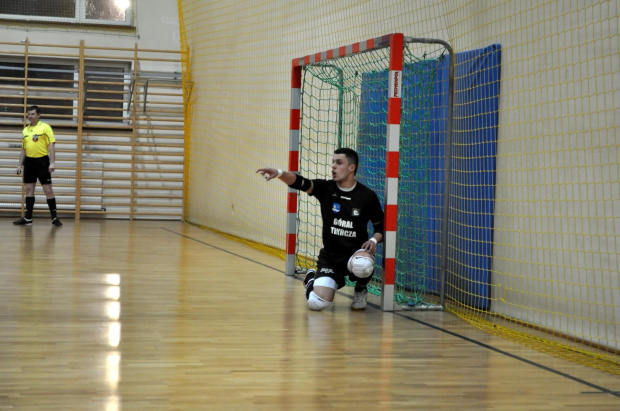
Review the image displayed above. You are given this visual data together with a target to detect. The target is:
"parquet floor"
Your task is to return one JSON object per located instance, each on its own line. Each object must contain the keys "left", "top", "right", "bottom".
{"left": 1, "top": 219, "right": 618, "bottom": 410}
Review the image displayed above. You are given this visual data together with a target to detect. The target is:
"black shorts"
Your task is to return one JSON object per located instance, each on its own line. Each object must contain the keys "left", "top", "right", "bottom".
{"left": 315, "top": 248, "right": 371, "bottom": 289}
{"left": 23, "top": 156, "right": 52, "bottom": 185}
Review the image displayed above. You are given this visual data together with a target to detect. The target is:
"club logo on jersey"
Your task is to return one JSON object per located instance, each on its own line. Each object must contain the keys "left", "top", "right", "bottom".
{"left": 319, "top": 268, "right": 334, "bottom": 274}
{"left": 332, "top": 203, "right": 341, "bottom": 213}
{"left": 32, "top": 134, "right": 40, "bottom": 142}
{"left": 352, "top": 208, "right": 360, "bottom": 217}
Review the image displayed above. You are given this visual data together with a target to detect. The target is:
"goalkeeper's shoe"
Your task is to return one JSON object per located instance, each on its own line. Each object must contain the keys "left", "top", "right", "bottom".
{"left": 351, "top": 289, "right": 368, "bottom": 311}
{"left": 303, "top": 269, "right": 316, "bottom": 287}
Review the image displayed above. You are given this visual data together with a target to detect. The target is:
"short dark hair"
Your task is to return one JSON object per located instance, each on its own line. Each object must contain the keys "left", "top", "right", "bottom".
{"left": 27, "top": 105, "right": 41, "bottom": 114}
{"left": 334, "top": 147, "right": 359, "bottom": 175}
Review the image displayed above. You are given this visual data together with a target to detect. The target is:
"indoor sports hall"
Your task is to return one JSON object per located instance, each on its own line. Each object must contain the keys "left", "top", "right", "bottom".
{"left": 0, "top": 1, "right": 619, "bottom": 409}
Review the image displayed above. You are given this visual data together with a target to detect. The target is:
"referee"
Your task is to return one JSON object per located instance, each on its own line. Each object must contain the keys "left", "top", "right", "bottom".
{"left": 13, "top": 105, "right": 62, "bottom": 227}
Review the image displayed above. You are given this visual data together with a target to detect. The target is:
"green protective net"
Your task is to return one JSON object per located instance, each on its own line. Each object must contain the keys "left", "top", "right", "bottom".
{"left": 296, "top": 41, "right": 448, "bottom": 306}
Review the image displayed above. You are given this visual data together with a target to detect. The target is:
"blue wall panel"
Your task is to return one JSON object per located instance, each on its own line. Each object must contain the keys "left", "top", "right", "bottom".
{"left": 358, "top": 44, "right": 502, "bottom": 309}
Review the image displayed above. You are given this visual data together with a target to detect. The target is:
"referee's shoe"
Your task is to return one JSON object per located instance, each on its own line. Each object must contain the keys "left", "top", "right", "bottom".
{"left": 13, "top": 217, "right": 32, "bottom": 225}
{"left": 52, "top": 218, "right": 63, "bottom": 227}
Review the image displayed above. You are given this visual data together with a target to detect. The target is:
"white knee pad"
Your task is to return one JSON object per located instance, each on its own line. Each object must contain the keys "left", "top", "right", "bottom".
{"left": 307, "top": 291, "right": 332, "bottom": 311}
{"left": 347, "top": 253, "right": 375, "bottom": 278}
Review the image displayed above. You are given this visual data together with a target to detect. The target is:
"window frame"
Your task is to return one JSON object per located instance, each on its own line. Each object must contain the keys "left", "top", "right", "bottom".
{"left": 0, "top": 0, "right": 135, "bottom": 27}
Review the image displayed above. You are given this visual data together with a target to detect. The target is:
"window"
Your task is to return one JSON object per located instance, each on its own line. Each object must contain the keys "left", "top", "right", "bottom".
{"left": 86, "top": 0, "right": 129, "bottom": 22}
{"left": 0, "top": 0, "right": 133, "bottom": 26}
{"left": 0, "top": 58, "right": 130, "bottom": 125}
{"left": 0, "top": 62, "right": 75, "bottom": 120}
{"left": 84, "top": 66, "right": 128, "bottom": 123}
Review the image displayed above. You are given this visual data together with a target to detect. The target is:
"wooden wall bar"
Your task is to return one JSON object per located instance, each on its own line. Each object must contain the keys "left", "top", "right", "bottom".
{"left": 0, "top": 39, "right": 184, "bottom": 220}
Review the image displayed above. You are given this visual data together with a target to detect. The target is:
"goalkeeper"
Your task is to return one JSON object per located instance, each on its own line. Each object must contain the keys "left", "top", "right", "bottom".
{"left": 257, "top": 148, "right": 384, "bottom": 311}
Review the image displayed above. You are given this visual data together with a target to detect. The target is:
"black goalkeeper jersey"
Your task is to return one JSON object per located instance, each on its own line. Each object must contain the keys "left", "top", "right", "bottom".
{"left": 309, "top": 179, "right": 384, "bottom": 256}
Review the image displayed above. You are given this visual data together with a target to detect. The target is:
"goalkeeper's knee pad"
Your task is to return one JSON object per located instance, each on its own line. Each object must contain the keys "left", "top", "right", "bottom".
{"left": 307, "top": 291, "right": 332, "bottom": 311}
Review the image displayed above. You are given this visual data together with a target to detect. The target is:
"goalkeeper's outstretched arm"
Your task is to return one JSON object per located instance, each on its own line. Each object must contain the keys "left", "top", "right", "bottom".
{"left": 256, "top": 168, "right": 314, "bottom": 194}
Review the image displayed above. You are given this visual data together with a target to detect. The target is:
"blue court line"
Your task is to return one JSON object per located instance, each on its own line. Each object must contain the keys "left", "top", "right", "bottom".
{"left": 163, "top": 227, "right": 620, "bottom": 399}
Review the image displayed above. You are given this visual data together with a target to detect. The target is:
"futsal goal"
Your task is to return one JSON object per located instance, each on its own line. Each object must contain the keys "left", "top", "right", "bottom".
{"left": 286, "top": 33, "right": 455, "bottom": 312}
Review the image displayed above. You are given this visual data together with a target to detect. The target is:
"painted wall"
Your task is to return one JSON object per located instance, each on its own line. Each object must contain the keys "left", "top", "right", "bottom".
{"left": 179, "top": 0, "right": 619, "bottom": 350}
{"left": 0, "top": 0, "right": 180, "bottom": 54}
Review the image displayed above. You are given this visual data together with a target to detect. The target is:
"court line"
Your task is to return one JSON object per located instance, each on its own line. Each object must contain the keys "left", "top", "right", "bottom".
{"left": 163, "top": 227, "right": 620, "bottom": 399}
{"left": 163, "top": 227, "right": 285, "bottom": 273}
{"left": 396, "top": 313, "right": 620, "bottom": 398}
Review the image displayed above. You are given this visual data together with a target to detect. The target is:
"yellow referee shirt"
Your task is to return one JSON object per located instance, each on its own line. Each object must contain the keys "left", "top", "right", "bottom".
{"left": 22, "top": 121, "right": 55, "bottom": 158}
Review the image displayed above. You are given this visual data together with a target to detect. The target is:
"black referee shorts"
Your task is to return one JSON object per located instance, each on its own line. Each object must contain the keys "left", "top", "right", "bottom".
{"left": 23, "top": 156, "right": 52, "bottom": 185}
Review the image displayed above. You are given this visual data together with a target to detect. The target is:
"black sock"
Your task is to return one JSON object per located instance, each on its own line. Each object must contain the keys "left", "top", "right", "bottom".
{"left": 25, "top": 196, "right": 35, "bottom": 219}
{"left": 305, "top": 279, "right": 314, "bottom": 300}
{"left": 354, "top": 272, "right": 373, "bottom": 293}
{"left": 47, "top": 197, "right": 57, "bottom": 220}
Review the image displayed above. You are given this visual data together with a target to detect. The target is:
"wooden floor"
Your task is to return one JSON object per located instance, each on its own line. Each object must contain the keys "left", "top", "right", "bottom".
{"left": 1, "top": 219, "right": 619, "bottom": 410}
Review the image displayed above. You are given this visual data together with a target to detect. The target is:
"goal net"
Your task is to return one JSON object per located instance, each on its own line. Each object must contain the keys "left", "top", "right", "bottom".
{"left": 287, "top": 34, "right": 454, "bottom": 311}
